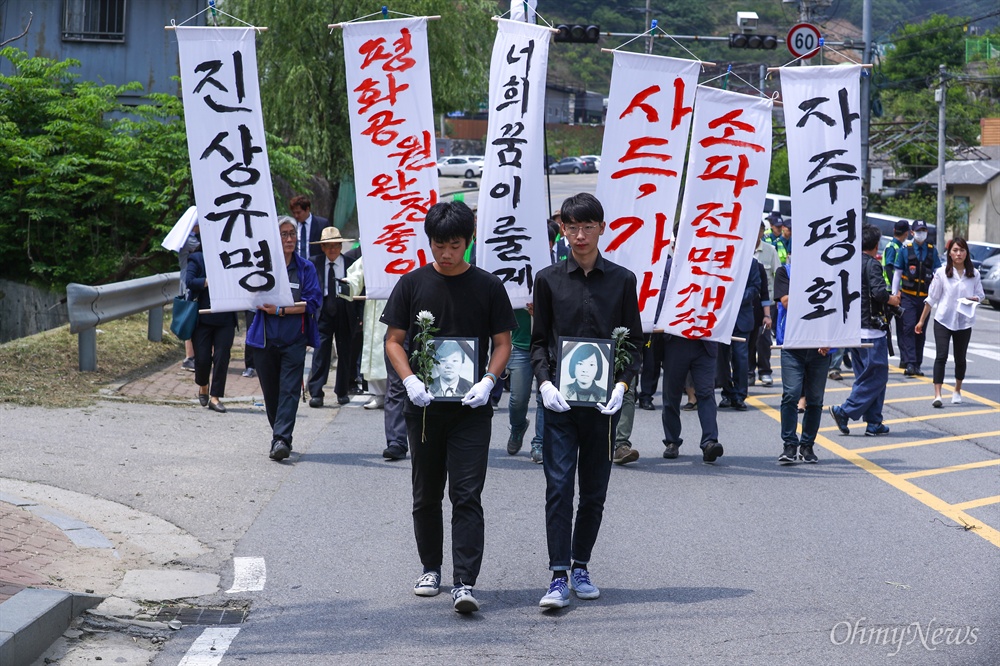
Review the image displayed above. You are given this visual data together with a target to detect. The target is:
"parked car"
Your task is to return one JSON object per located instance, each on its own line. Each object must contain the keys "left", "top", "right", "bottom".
{"left": 980, "top": 254, "right": 1000, "bottom": 310}
{"left": 548, "top": 157, "right": 596, "bottom": 174}
{"left": 966, "top": 241, "right": 1000, "bottom": 270}
{"left": 865, "top": 212, "right": 938, "bottom": 248}
{"left": 437, "top": 156, "right": 482, "bottom": 178}
{"left": 580, "top": 154, "right": 601, "bottom": 171}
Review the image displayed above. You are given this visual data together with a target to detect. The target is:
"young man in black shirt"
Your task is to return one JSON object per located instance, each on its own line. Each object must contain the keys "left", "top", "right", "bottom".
{"left": 381, "top": 201, "right": 516, "bottom": 614}
{"left": 530, "top": 193, "right": 643, "bottom": 609}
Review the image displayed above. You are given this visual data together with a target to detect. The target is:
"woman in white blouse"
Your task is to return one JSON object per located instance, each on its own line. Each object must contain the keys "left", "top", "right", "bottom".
{"left": 914, "top": 237, "right": 985, "bottom": 408}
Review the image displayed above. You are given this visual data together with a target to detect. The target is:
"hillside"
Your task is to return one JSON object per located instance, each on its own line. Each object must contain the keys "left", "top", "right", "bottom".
{"left": 538, "top": 0, "right": 1000, "bottom": 94}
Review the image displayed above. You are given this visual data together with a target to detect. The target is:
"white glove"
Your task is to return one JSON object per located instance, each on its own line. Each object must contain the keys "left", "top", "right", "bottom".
{"left": 461, "top": 377, "right": 495, "bottom": 408}
{"left": 403, "top": 375, "right": 434, "bottom": 408}
{"left": 539, "top": 380, "right": 571, "bottom": 413}
{"left": 597, "top": 382, "right": 627, "bottom": 415}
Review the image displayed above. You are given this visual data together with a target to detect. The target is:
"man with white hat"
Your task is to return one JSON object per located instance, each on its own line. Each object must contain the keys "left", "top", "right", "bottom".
{"left": 307, "top": 226, "right": 360, "bottom": 407}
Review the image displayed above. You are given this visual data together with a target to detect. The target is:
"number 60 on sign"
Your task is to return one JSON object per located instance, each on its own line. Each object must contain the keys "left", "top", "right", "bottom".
{"left": 786, "top": 23, "right": 821, "bottom": 60}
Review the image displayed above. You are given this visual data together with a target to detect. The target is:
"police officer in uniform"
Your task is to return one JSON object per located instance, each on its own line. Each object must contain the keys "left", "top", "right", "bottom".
{"left": 891, "top": 220, "right": 940, "bottom": 377}
{"left": 881, "top": 220, "right": 910, "bottom": 365}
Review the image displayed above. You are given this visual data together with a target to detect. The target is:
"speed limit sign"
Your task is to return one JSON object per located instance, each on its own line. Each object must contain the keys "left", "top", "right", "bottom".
{"left": 786, "top": 23, "right": 821, "bottom": 59}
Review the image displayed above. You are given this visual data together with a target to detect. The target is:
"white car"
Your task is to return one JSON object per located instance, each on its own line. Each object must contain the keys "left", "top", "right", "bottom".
{"left": 437, "top": 156, "right": 483, "bottom": 178}
{"left": 580, "top": 154, "right": 601, "bottom": 171}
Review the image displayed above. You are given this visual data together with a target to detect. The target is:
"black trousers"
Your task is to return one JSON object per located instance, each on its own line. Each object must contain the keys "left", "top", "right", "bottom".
{"left": 255, "top": 338, "right": 307, "bottom": 446}
{"left": 405, "top": 406, "right": 492, "bottom": 587}
{"left": 638, "top": 333, "right": 665, "bottom": 401}
{"left": 900, "top": 292, "right": 927, "bottom": 369}
{"left": 307, "top": 313, "right": 353, "bottom": 400}
{"left": 193, "top": 321, "right": 236, "bottom": 398}
{"left": 933, "top": 321, "right": 972, "bottom": 385}
{"left": 662, "top": 337, "right": 719, "bottom": 448}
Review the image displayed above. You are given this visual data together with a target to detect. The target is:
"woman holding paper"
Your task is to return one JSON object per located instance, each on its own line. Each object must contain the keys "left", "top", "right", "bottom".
{"left": 915, "top": 238, "right": 985, "bottom": 408}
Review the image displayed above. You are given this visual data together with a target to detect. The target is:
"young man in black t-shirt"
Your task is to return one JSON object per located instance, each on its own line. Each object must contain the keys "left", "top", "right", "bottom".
{"left": 381, "top": 201, "right": 516, "bottom": 614}
{"left": 530, "top": 193, "right": 643, "bottom": 609}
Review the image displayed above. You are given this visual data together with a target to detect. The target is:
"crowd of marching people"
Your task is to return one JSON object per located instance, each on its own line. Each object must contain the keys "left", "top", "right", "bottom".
{"left": 173, "top": 192, "right": 984, "bottom": 615}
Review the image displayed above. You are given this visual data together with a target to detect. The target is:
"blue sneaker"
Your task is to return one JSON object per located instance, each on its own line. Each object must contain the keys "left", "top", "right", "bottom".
{"left": 570, "top": 568, "right": 600, "bottom": 600}
{"left": 539, "top": 577, "right": 570, "bottom": 609}
{"left": 828, "top": 405, "right": 850, "bottom": 435}
{"left": 451, "top": 585, "right": 479, "bottom": 613}
{"left": 865, "top": 423, "right": 890, "bottom": 436}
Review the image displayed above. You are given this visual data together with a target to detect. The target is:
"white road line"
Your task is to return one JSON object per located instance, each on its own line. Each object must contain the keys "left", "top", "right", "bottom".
{"left": 226, "top": 556, "right": 266, "bottom": 593}
{"left": 969, "top": 348, "right": 1000, "bottom": 362}
{"left": 178, "top": 627, "right": 240, "bottom": 666}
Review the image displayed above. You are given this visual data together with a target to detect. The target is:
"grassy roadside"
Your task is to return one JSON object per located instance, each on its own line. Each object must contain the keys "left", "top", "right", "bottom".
{"left": 0, "top": 312, "right": 186, "bottom": 408}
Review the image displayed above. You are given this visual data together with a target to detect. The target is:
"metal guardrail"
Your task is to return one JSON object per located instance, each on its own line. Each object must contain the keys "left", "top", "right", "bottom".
{"left": 66, "top": 272, "right": 180, "bottom": 372}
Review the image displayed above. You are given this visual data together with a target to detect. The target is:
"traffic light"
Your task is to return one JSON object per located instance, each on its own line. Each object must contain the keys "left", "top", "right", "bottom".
{"left": 554, "top": 24, "right": 600, "bottom": 44}
{"left": 728, "top": 33, "right": 778, "bottom": 49}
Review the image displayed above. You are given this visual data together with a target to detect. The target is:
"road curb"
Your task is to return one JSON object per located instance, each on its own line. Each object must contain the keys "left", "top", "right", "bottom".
{"left": 0, "top": 589, "right": 104, "bottom": 666}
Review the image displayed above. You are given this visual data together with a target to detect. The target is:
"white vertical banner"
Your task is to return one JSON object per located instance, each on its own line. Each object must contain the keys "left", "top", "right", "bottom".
{"left": 596, "top": 52, "right": 700, "bottom": 332}
{"left": 343, "top": 18, "right": 437, "bottom": 299}
{"left": 781, "top": 65, "right": 863, "bottom": 348}
{"left": 510, "top": 0, "right": 537, "bottom": 23}
{"left": 176, "top": 27, "right": 292, "bottom": 312}
{"left": 476, "top": 19, "right": 552, "bottom": 307}
{"left": 657, "top": 87, "right": 773, "bottom": 342}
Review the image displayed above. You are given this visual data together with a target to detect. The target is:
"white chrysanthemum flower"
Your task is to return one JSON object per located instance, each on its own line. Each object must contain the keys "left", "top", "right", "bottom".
{"left": 611, "top": 326, "right": 630, "bottom": 339}
{"left": 416, "top": 310, "right": 435, "bottom": 325}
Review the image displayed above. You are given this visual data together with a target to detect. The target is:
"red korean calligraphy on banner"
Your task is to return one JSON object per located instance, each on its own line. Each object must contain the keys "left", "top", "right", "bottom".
{"left": 596, "top": 53, "right": 700, "bottom": 332}
{"left": 657, "top": 86, "right": 773, "bottom": 342}
{"left": 176, "top": 28, "right": 293, "bottom": 312}
{"left": 344, "top": 18, "right": 437, "bottom": 299}
{"left": 475, "top": 19, "right": 553, "bottom": 306}
{"left": 781, "top": 65, "right": 863, "bottom": 349}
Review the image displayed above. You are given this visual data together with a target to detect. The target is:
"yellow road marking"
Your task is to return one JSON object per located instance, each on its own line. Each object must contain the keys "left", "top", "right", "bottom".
{"left": 745, "top": 396, "right": 1000, "bottom": 550}
{"left": 898, "top": 459, "right": 1000, "bottom": 480}
{"left": 888, "top": 368, "right": 1000, "bottom": 410}
{"left": 818, "top": 408, "right": 999, "bottom": 433}
{"left": 853, "top": 431, "right": 1000, "bottom": 454}
{"left": 952, "top": 496, "right": 1000, "bottom": 511}
{"left": 883, "top": 394, "right": 952, "bottom": 405}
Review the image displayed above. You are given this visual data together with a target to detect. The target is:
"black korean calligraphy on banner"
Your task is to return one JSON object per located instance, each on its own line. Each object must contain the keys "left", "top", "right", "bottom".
{"left": 657, "top": 86, "right": 773, "bottom": 342}
{"left": 475, "top": 19, "right": 553, "bottom": 307}
{"left": 176, "top": 27, "right": 293, "bottom": 312}
{"left": 343, "top": 18, "right": 437, "bottom": 299}
{"left": 781, "top": 65, "right": 863, "bottom": 348}
{"left": 596, "top": 52, "right": 699, "bottom": 332}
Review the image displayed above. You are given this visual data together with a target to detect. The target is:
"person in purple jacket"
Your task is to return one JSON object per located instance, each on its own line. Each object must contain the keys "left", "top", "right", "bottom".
{"left": 246, "top": 216, "right": 322, "bottom": 461}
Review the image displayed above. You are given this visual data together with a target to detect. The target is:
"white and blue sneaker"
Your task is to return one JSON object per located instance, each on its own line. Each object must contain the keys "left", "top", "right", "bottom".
{"left": 451, "top": 585, "right": 480, "bottom": 613}
{"left": 413, "top": 571, "right": 441, "bottom": 597}
{"left": 539, "top": 577, "right": 570, "bottom": 609}
{"left": 569, "top": 568, "right": 600, "bottom": 600}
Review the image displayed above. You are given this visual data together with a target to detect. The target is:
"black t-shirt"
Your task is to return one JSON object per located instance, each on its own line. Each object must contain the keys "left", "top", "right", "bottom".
{"left": 381, "top": 264, "right": 516, "bottom": 410}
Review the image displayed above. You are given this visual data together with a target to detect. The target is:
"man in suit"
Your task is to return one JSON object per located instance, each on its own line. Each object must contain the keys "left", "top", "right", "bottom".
{"left": 659, "top": 255, "right": 723, "bottom": 463}
{"left": 289, "top": 195, "right": 327, "bottom": 259}
{"left": 717, "top": 258, "right": 763, "bottom": 411}
{"left": 307, "top": 227, "right": 359, "bottom": 407}
{"left": 428, "top": 341, "right": 474, "bottom": 397}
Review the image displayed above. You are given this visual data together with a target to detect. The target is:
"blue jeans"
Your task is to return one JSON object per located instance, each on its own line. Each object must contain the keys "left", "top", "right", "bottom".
{"left": 841, "top": 336, "right": 889, "bottom": 425}
{"left": 506, "top": 347, "right": 533, "bottom": 439}
{"left": 780, "top": 349, "right": 832, "bottom": 447}
{"left": 543, "top": 407, "right": 617, "bottom": 570}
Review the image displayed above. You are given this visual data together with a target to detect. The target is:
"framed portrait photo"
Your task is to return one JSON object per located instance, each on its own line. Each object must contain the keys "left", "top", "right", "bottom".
{"left": 429, "top": 337, "right": 479, "bottom": 402}
{"left": 556, "top": 337, "right": 614, "bottom": 407}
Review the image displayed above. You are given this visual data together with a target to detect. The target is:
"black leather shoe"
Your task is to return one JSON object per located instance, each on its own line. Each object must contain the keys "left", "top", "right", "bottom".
{"left": 269, "top": 440, "right": 290, "bottom": 461}
{"left": 638, "top": 398, "right": 654, "bottom": 411}
{"left": 309, "top": 396, "right": 323, "bottom": 408}
{"left": 732, "top": 400, "right": 748, "bottom": 411}
{"left": 718, "top": 397, "right": 733, "bottom": 409}
{"left": 198, "top": 392, "right": 209, "bottom": 407}
{"left": 337, "top": 395, "right": 351, "bottom": 405}
{"left": 383, "top": 444, "right": 407, "bottom": 460}
{"left": 702, "top": 441, "right": 724, "bottom": 463}
{"left": 663, "top": 442, "right": 680, "bottom": 459}
{"left": 904, "top": 365, "right": 917, "bottom": 377}
{"left": 208, "top": 400, "right": 227, "bottom": 413}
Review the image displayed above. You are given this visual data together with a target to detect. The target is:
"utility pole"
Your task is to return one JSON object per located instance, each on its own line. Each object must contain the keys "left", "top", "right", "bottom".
{"left": 645, "top": 0, "right": 653, "bottom": 54}
{"left": 860, "top": 0, "right": 872, "bottom": 213}
{"left": 936, "top": 63, "right": 947, "bottom": 234}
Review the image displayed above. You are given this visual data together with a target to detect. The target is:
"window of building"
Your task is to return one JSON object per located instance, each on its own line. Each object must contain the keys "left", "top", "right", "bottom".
{"left": 62, "top": 0, "right": 127, "bottom": 43}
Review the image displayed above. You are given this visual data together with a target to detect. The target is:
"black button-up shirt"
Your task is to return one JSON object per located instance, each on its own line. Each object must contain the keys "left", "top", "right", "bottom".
{"left": 530, "top": 252, "right": 644, "bottom": 388}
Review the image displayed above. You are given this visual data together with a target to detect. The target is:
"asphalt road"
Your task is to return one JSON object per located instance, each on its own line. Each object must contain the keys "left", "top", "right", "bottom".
{"left": 135, "top": 325, "right": 996, "bottom": 665}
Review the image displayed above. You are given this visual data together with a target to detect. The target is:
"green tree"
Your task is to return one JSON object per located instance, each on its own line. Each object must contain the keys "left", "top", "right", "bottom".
{"left": 880, "top": 14, "right": 966, "bottom": 89}
{"left": 222, "top": 0, "right": 499, "bottom": 184}
{"left": 0, "top": 48, "right": 308, "bottom": 287}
